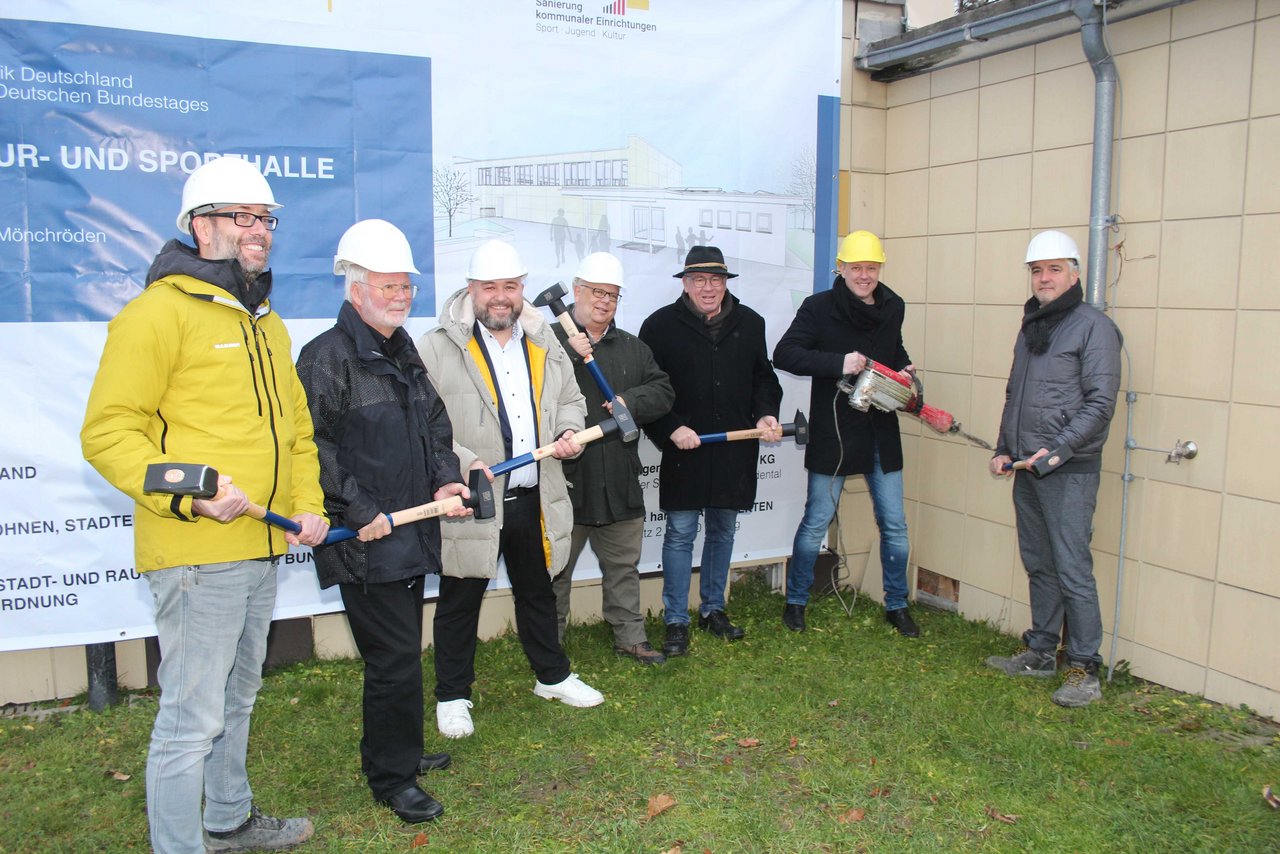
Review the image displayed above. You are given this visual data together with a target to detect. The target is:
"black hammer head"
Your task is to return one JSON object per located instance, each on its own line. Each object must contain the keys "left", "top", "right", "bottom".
{"left": 466, "top": 468, "right": 496, "bottom": 520}
{"left": 782, "top": 410, "right": 809, "bottom": 446}
{"left": 143, "top": 462, "right": 219, "bottom": 498}
{"left": 610, "top": 399, "right": 640, "bottom": 443}
{"left": 1029, "top": 444, "right": 1074, "bottom": 478}
{"left": 532, "top": 281, "right": 570, "bottom": 313}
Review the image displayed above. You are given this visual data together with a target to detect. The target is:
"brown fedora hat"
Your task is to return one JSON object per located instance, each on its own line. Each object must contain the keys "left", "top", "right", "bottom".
{"left": 673, "top": 245, "right": 738, "bottom": 279}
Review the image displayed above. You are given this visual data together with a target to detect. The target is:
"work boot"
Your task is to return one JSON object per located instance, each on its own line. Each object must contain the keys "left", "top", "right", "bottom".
{"left": 698, "top": 610, "right": 745, "bottom": 640}
{"left": 985, "top": 647, "right": 1056, "bottom": 677}
{"left": 1052, "top": 663, "right": 1103, "bottom": 708}
{"left": 614, "top": 641, "right": 666, "bottom": 665}
{"left": 885, "top": 607, "right": 920, "bottom": 637}
{"left": 205, "top": 806, "right": 314, "bottom": 852}
{"left": 663, "top": 623, "right": 690, "bottom": 657}
{"left": 782, "top": 603, "right": 806, "bottom": 632}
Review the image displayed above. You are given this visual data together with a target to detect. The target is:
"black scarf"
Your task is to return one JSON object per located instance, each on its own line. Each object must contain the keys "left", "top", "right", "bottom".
{"left": 1021, "top": 283, "right": 1083, "bottom": 354}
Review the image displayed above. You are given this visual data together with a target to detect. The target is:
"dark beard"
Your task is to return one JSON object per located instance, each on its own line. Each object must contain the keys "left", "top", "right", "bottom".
{"left": 477, "top": 300, "right": 521, "bottom": 331}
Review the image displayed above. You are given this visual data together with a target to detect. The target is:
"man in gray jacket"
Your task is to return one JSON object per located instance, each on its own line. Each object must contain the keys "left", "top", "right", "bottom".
{"left": 986, "top": 230, "right": 1122, "bottom": 708}
{"left": 417, "top": 240, "right": 604, "bottom": 741}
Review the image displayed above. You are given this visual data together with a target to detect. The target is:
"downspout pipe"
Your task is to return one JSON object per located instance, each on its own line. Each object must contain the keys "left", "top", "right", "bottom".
{"left": 1075, "top": 0, "right": 1117, "bottom": 310}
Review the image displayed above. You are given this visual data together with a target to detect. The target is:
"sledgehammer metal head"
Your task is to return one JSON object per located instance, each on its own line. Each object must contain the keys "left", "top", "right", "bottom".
{"left": 783, "top": 410, "right": 809, "bottom": 446}
{"left": 532, "top": 281, "right": 571, "bottom": 315}
{"left": 1003, "top": 444, "right": 1074, "bottom": 478}
{"left": 143, "top": 462, "right": 218, "bottom": 498}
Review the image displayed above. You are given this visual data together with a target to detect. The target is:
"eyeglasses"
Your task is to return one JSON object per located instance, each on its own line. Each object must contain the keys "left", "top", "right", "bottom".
{"left": 200, "top": 211, "right": 279, "bottom": 231}
{"left": 364, "top": 281, "right": 418, "bottom": 299}
{"left": 684, "top": 274, "right": 726, "bottom": 289}
{"left": 581, "top": 286, "right": 622, "bottom": 304}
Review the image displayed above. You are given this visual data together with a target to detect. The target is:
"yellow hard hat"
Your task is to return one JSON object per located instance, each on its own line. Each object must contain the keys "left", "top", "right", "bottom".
{"left": 837, "top": 230, "right": 886, "bottom": 264}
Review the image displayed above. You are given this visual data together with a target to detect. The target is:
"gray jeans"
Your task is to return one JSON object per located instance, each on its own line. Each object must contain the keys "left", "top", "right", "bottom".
{"left": 552, "top": 518, "right": 647, "bottom": 647}
{"left": 1012, "top": 471, "right": 1104, "bottom": 667}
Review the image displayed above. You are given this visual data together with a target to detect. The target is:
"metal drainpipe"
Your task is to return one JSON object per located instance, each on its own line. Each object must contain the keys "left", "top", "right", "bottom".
{"left": 1075, "top": 0, "right": 1117, "bottom": 310}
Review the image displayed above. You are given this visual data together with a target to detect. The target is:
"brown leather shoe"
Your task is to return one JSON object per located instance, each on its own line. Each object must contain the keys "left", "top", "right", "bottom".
{"left": 614, "top": 641, "right": 667, "bottom": 665}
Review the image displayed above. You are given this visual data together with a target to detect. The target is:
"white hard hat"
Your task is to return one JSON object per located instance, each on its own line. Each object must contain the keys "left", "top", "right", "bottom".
{"left": 176, "top": 156, "right": 280, "bottom": 235}
{"left": 466, "top": 239, "right": 526, "bottom": 281}
{"left": 333, "top": 219, "right": 419, "bottom": 275}
{"left": 575, "top": 252, "right": 624, "bottom": 288}
{"left": 1025, "top": 230, "right": 1080, "bottom": 265}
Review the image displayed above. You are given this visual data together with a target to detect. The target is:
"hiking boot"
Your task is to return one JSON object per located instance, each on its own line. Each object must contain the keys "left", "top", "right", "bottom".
{"left": 885, "top": 607, "right": 919, "bottom": 637}
{"left": 436, "top": 699, "right": 474, "bottom": 739}
{"left": 205, "top": 806, "right": 314, "bottom": 852}
{"left": 1052, "top": 664, "right": 1103, "bottom": 708}
{"left": 663, "top": 623, "right": 690, "bottom": 657}
{"left": 985, "top": 647, "right": 1056, "bottom": 677}
{"left": 533, "top": 673, "right": 604, "bottom": 707}
{"left": 698, "top": 610, "right": 745, "bottom": 640}
{"left": 782, "top": 603, "right": 806, "bottom": 632}
{"left": 614, "top": 641, "right": 666, "bottom": 665}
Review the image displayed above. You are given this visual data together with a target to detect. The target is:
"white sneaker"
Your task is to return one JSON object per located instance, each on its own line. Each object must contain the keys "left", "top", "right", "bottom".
{"left": 436, "top": 699, "right": 474, "bottom": 739}
{"left": 533, "top": 673, "right": 604, "bottom": 708}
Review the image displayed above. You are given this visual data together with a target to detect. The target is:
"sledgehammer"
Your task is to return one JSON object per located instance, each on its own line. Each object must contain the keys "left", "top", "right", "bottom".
{"left": 696, "top": 411, "right": 809, "bottom": 446}
{"left": 321, "top": 469, "right": 495, "bottom": 545}
{"left": 143, "top": 462, "right": 303, "bottom": 533}
{"left": 488, "top": 417, "right": 623, "bottom": 478}
{"left": 532, "top": 282, "right": 639, "bottom": 443}
{"left": 1002, "top": 444, "right": 1074, "bottom": 478}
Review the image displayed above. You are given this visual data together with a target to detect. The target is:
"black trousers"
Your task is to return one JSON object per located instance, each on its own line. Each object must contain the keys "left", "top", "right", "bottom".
{"left": 433, "top": 491, "right": 571, "bottom": 701}
{"left": 339, "top": 576, "right": 426, "bottom": 800}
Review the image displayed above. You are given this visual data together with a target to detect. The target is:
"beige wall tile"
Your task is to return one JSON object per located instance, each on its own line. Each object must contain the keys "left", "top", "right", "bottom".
{"left": 1233, "top": 311, "right": 1280, "bottom": 405}
{"left": 847, "top": 171, "right": 887, "bottom": 236}
{"left": 0, "top": 649, "right": 56, "bottom": 704}
{"left": 1094, "top": 554, "right": 1142, "bottom": 640}
{"left": 1093, "top": 472, "right": 1144, "bottom": 561}
{"left": 1133, "top": 563, "right": 1213, "bottom": 664}
{"left": 1115, "top": 135, "right": 1165, "bottom": 224}
{"left": 1225, "top": 402, "right": 1280, "bottom": 502}
{"left": 1204, "top": 669, "right": 1280, "bottom": 721}
{"left": 885, "top": 169, "right": 929, "bottom": 237}
{"left": 925, "top": 233, "right": 976, "bottom": 303}
{"left": 1209, "top": 585, "right": 1280, "bottom": 689}
{"left": 1253, "top": 17, "right": 1280, "bottom": 118}
{"left": 979, "top": 46, "right": 1035, "bottom": 86}
{"left": 313, "top": 613, "right": 357, "bottom": 659}
{"left": 475, "top": 588, "right": 517, "bottom": 639}
{"left": 965, "top": 444, "right": 1016, "bottom": 527}
{"left": 50, "top": 646, "right": 87, "bottom": 699}
{"left": 1030, "top": 145, "right": 1092, "bottom": 228}
{"left": 978, "top": 77, "right": 1034, "bottom": 159}
{"left": 886, "top": 73, "right": 931, "bottom": 108}
{"left": 928, "top": 162, "right": 977, "bottom": 234}
{"left": 923, "top": 304, "right": 974, "bottom": 375}
{"left": 930, "top": 62, "right": 979, "bottom": 97}
{"left": 1035, "top": 33, "right": 1084, "bottom": 74}
{"left": 1245, "top": 115, "right": 1280, "bottom": 214}
{"left": 970, "top": 373, "right": 1011, "bottom": 451}
{"left": 1152, "top": 308, "right": 1236, "bottom": 399}
{"left": 1105, "top": 8, "right": 1171, "bottom": 54}
{"left": 886, "top": 100, "right": 931, "bottom": 173}
{"left": 1171, "top": 0, "right": 1256, "bottom": 39}
{"left": 1239, "top": 214, "right": 1280, "bottom": 309}
{"left": 959, "top": 582, "right": 1019, "bottom": 634}
{"left": 1163, "top": 123, "right": 1249, "bottom": 219}
{"left": 1218, "top": 494, "right": 1280, "bottom": 598}
{"left": 847, "top": 104, "right": 886, "bottom": 173}
{"left": 975, "top": 229, "right": 1032, "bottom": 305}
{"left": 961, "top": 515, "right": 1017, "bottom": 596}
{"left": 1260, "top": 0, "right": 1280, "bottom": 18}
{"left": 1112, "top": 307, "right": 1156, "bottom": 395}
{"left": 847, "top": 59, "right": 888, "bottom": 109}
{"left": 976, "top": 154, "right": 1033, "bottom": 233}
{"left": 972, "top": 305, "right": 1018, "bottom": 379}
{"left": 917, "top": 433, "right": 971, "bottom": 513}
{"left": 1100, "top": 415, "right": 1132, "bottom": 477}
{"left": 1115, "top": 46, "right": 1170, "bottom": 138}
{"left": 1167, "top": 26, "right": 1255, "bottom": 130}
{"left": 882, "top": 236, "right": 927, "bottom": 302}
{"left": 1147, "top": 395, "right": 1228, "bottom": 491}
{"left": 116, "top": 639, "right": 150, "bottom": 691}
{"left": 1156, "top": 218, "right": 1241, "bottom": 308}
{"left": 912, "top": 503, "right": 966, "bottom": 580}
{"left": 930, "top": 90, "right": 979, "bottom": 166}
{"left": 1113, "top": 221, "right": 1161, "bottom": 309}
{"left": 1137, "top": 480, "right": 1222, "bottom": 579}
{"left": 1032, "top": 63, "right": 1096, "bottom": 150}
{"left": 1126, "top": 641, "right": 1207, "bottom": 695}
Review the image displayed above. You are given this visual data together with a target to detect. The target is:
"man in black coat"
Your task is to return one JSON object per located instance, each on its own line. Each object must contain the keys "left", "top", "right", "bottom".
{"left": 638, "top": 246, "right": 782, "bottom": 656}
{"left": 773, "top": 231, "right": 919, "bottom": 637}
{"left": 297, "top": 220, "right": 471, "bottom": 824}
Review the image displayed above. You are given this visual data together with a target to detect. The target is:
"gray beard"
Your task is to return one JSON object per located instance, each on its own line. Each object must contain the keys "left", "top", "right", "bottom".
{"left": 476, "top": 301, "right": 521, "bottom": 331}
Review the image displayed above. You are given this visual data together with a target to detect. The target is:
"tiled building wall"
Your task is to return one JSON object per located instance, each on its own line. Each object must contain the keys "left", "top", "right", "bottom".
{"left": 840, "top": 0, "right": 1280, "bottom": 717}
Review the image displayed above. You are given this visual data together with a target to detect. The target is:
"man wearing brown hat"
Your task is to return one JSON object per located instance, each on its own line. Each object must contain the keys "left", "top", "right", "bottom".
{"left": 638, "top": 246, "right": 783, "bottom": 656}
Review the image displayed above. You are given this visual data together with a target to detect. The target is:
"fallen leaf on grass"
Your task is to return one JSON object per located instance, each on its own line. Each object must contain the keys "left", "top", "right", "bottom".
{"left": 411, "top": 831, "right": 429, "bottom": 848}
{"left": 105, "top": 769, "right": 131, "bottom": 782}
{"left": 984, "top": 805, "right": 1020, "bottom": 824}
{"left": 869, "top": 787, "right": 892, "bottom": 798}
{"left": 737, "top": 737, "right": 760, "bottom": 748}
{"left": 836, "top": 807, "right": 866, "bottom": 823}
{"left": 659, "top": 847, "right": 681, "bottom": 854}
{"left": 289, "top": 697, "right": 299, "bottom": 705}
{"left": 788, "top": 737, "right": 798, "bottom": 749}
{"left": 828, "top": 699, "right": 839, "bottom": 707}
{"left": 1264, "top": 785, "right": 1279, "bottom": 810}
{"left": 647, "top": 793, "right": 677, "bottom": 819}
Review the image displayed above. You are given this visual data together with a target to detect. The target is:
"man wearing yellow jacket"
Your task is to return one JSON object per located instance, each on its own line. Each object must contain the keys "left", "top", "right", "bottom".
{"left": 81, "top": 156, "right": 328, "bottom": 854}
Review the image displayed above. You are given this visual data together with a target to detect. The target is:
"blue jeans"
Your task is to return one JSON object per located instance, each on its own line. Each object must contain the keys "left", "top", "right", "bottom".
{"left": 787, "top": 452, "right": 910, "bottom": 610}
{"left": 145, "top": 559, "right": 277, "bottom": 854}
{"left": 661, "top": 508, "right": 738, "bottom": 624}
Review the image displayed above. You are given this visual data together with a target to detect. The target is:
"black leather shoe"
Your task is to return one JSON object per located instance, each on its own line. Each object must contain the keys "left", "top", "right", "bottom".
{"left": 382, "top": 785, "right": 444, "bottom": 823}
{"left": 418, "top": 752, "right": 452, "bottom": 773}
{"left": 782, "top": 603, "right": 806, "bottom": 632}
{"left": 698, "top": 610, "right": 745, "bottom": 640}
{"left": 885, "top": 607, "right": 920, "bottom": 637}
{"left": 662, "top": 623, "right": 690, "bottom": 657}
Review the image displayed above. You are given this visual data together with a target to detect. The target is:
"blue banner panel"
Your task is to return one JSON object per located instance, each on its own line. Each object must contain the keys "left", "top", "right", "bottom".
{"left": 0, "top": 19, "right": 433, "bottom": 322}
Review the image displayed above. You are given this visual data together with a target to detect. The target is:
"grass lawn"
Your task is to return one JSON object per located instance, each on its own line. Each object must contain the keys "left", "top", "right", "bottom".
{"left": 2, "top": 576, "right": 1277, "bottom": 852}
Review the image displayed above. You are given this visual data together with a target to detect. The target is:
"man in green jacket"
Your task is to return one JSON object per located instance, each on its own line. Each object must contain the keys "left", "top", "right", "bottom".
{"left": 82, "top": 156, "right": 328, "bottom": 854}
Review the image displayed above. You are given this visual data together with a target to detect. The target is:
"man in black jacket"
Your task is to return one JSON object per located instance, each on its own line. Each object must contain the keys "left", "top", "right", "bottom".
{"left": 774, "top": 231, "right": 919, "bottom": 637}
{"left": 986, "top": 230, "right": 1122, "bottom": 708}
{"left": 639, "top": 246, "right": 782, "bottom": 656}
{"left": 550, "top": 252, "right": 674, "bottom": 665}
{"left": 297, "top": 220, "right": 471, "bottom": 823}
